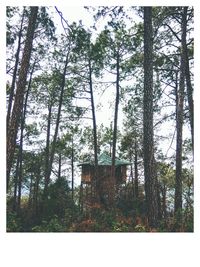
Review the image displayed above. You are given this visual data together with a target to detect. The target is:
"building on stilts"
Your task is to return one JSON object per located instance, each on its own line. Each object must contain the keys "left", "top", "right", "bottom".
{"left": 78, "top": 152, "right": 131, "bottom": 210}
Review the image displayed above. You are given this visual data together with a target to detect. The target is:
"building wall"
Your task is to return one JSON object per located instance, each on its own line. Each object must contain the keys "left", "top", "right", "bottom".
{"left": 81, "top": 165, "right": 94, "bottom": 183}
{"left": 81, "top": 165, "right": 127, "bottom": 184}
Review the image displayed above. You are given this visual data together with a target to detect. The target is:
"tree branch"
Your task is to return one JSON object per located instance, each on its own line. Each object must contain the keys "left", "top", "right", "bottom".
{"left": 164, "top": 23, "right": 181, "bottom": 42}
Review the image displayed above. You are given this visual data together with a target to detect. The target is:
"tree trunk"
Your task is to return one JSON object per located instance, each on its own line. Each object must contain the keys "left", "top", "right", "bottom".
{"left": 161, "top": 184, "right": 167, "bottom": 220}
{"left": 130, "top": 164, "right": 134, "bottom": 198}
{"left": 185, "top": 49, "right": 194, "bottom": 151}
{"left": 182, "top": 7, "right": 194, "bottom": 151}
{"left": 7, "top": 7, "right": 38, "bottom": 186}
{"left": 110, "top": 48, "right": 120, "bottom": 207}
{"left": 71, "top": 136, "right": 74, "bottom": 202}
{"left": 17, "top": 62, "right": 35, "bottom": 211}
{"left": 88, "top": 58, "right": 100, "bottom": 204}
{"left": 110, "top": 122, "right": 113, "bottom": 157}
{"left": 134, "top": 140, "right": 139, "bottom": 200}
{"left": 17, "top": 133, "right": 23, "bottom": 212}
{"left": 44, "top": 104, "right": 52, "bottom": 190}
{"left": 44, "top": 52, "right": 69, "bottom": 195}
{"left": 34, "top": 167, "right": 40, "bottom": 218}
{"left": 13, "top": 152, "right": 20, "bottom": 211}
{"left": 6, "top": 8, "right": 25, "bottom": 130}
{"left": 58, "top": 152, "right": 62, "bottom": 180}
{"left": 143, "top": 7, "right": 158, "bottom": 227}
{"left": 79, "top": 182, "right": 83, "bottom": 212}
{"left": 174, "top": 7, "right": 187, "bottom": 214}
{"left": 157, "top": 180, "right": 162, "bottom": 220}
{"left": 28, "top": 174, "right": 34, "bottom": 209}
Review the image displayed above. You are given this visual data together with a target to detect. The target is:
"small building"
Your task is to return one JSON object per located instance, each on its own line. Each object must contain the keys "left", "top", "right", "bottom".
{"left": 78, "top": 152, "right": 131, "bottom": 208}
{"left": 79, "top": 152, "right": 131, "bottom": 184}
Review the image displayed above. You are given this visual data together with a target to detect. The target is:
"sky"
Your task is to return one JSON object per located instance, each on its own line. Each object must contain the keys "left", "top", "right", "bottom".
{"left": 1, "top": 1, "right": 200, "bottom": 267}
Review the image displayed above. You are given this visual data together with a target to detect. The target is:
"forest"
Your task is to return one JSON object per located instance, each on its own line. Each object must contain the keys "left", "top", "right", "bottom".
{"left": 6, "top": 6, "right": 194, "bottom": 232}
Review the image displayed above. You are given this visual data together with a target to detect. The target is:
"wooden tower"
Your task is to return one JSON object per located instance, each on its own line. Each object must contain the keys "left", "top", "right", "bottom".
{"left": 78, "top": 152, "right": 131, "bottom": 210}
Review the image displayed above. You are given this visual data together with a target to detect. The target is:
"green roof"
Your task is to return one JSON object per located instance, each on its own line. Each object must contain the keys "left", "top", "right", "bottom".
{"left": 79, "top": 152, "right": 131, "bottom": 166}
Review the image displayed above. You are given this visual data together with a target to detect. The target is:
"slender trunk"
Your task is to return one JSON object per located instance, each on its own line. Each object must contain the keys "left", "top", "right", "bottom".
{"left": 71, "top": 137, "right": 74, "bottom": 202}
{"left": 143, "top": 7, "right": 158, "bottom": 227}
{"left": 185, "top": 50, "right": 194, "bottom": 151}
{"left": 175, "top": 87, "right": 184, "bottom": 213}
{"left": 44, "top": 52, "right": 69, "bottom": 195}
{"left": 28, "top": 174, "right": 33, "bottom": 209}
{"left": 130, "top": 164, "right": 134, "bottom": 198}
{"left": 44, "top": 104, "right": 52, "bottom": 189}
{"left": 7, "top": 7, "right": 38, "bottom": 186}
{"left": 162, "top": 184, "right": 167, "bottom": 220}
{"left": 7, "top": 8, "right": 25, "bottom": 129}
{"left": 13, "top": 153, "right": 20, "bottom": 211}
{"left": 88, "top": 58, "right": 99, "bottom": 203}
{"left": 79, "top": 182, "right": 83, "bottom": 212}
{"left": 34, "top": 168, "right": 40, "bottom": 217}
{"left": 182, "top": 7, "right": 194, "bottom": 150}
{"left": 110, "top": 49, "right": 120, "bottom": 207}
{"left": 17, "top": 62, "right": 35, "bottom": 211}
{"left": 134, "top": 140, "right": 139, "bottom": 200}
{"left": 174, "top": 7, "right": 187, "bottom": 214}
{"left": 110, "top": 122, "right": 113, "bottom": 157}
{"left": 58, "top": 152, "right": 62, "bottom": 180}
{"left": 157, "top": 181, "right": 162, "bottom": 220}
{"left": 17, "top": 141, "right": 23, "bottom": 212}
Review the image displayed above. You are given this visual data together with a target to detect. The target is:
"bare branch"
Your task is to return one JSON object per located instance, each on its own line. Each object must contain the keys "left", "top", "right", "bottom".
{"left": 165, "top": 127, "right": 176, "bottom": 157}
{"left": 164, "top": 23, "right": 181, "bottom": 42}
{"left": 154, "top": 112, "right": 176, "bottom": 129}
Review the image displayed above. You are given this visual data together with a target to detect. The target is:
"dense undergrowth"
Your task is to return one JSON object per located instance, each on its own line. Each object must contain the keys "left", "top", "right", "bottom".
{"left": 7, "top": 198, "right": 193, "bottom": 233}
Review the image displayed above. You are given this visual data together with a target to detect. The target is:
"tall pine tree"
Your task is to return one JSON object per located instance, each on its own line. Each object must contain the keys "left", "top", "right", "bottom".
{"left": 143, "top": 7, "right": 158, "bottom": 227}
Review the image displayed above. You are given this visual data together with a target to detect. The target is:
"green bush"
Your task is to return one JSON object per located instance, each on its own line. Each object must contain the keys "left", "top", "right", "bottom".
{"left": 7, "top": 211, "right": 22, "bottom": 232}
{"left": 183, "top": 208, "right": 193, "bottom": 232}
{"left": 112, "top": 221, "right": 130, "bottom": 232}
{"left": 134, "top": 224, "right": 146, "bottom": 232}
{"left": 31, "top": 215, "right": 64, "bottom": 232}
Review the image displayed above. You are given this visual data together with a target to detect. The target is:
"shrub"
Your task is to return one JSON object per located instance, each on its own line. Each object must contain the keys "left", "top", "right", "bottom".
{"left": 7, "top": 211, "right": 22, "bottom": 232}
{"left": 31, "top": 215, "right": 64, "bottom": 232}
{"left": 134, "top": 224, "right": 146, "bottom": 232}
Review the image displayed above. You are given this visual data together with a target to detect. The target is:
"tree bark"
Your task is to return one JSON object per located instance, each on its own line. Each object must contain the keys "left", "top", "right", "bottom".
{"left": 130, "top": 164, "right": 134, "bottom": 198}
{"left": 110, "top": 48, "right": 120, "bottom": 207}
{"left": 17, "top": 62, "right": 35, "bottom": 210}
{"left": 34, "top": 166, "right": 41, "bottom": 218}
{"left": 58, "top": 152, "right": 62, "bottom": 180}
{"left": 88, "top": 58, "right": 100, "bottom": 204}
{"left": 143, "top": 7, "right": 158, "bottom": 227}
{"left": 7, "top": 7, "right": 38, "bottom": 186}
{"left": 6, "top": 8, "right": 25, "bottom": 130}
{"left": 28, "top": 174, "right": 34, "bottom": 209}
{"left": 134, "top": 140, "right": 139, "bottom": 200}
{"left": 13, "top": 152, "right": 20, "bottom": 211}
{"left": 167, "top": 7, "right": 193, "bottom": 151}
{"left": 174, "top": 7, "right": 187, "bottom": 214}
{"left": 161, "top": 184, "right": 167, "bottom": 220}
{"left": 185, "top": 49, "right": 194, "bottom": 151}
{"left": 71, "top": 136, "right": 74, "bottom": 202}
{"left": 44, "top": 52, "right": 70, "bottom": 195}
{"left": 157, "top": 180, "right": 162, "bottom": 220}
{"left": 44, "top": 104, "right": 52, "bottom": 189}
{"left": 182, "top": 7, "right": 194, "bottom": 151}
